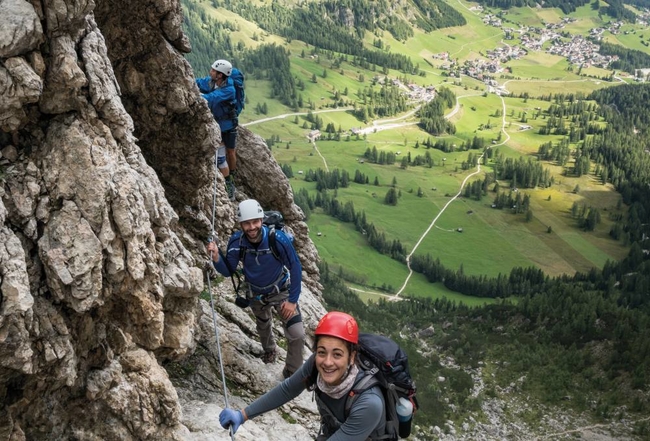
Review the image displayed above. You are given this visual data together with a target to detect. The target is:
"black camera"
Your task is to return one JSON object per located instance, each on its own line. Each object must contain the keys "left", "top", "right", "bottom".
{"left": 235, "top": 295, "right": 250, "bottom": 308}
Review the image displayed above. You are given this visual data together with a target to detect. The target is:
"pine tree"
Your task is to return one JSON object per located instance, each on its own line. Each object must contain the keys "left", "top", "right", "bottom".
{"left": 384, "top": 188, "right": 398, "bottom": 206}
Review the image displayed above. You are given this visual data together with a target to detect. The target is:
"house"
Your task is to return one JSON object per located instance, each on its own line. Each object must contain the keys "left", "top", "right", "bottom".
{"left": 307, "top": 130, "right": 321, "bottom": 141}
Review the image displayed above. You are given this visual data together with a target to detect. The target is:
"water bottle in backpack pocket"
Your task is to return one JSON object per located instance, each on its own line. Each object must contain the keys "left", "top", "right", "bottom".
{"left": 396, "top": 397, "right": 414, "bottom": 438}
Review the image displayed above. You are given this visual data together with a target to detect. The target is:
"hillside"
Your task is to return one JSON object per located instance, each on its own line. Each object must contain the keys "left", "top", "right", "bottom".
{"left": 180, "top": 0, "right": 650, "bottom": 295}
{"left": 179, "top": 0, "right": 650, "bottom": 438}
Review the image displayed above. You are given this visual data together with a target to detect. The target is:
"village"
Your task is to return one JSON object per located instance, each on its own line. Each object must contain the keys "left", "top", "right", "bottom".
{"left": 305, "top": 6, "right": 649, "bottom": 141}
{"left": 306, "top": 78, "right": 436, "bottom": 141}
{"left": 433, "top": 7, "right": 634, "bottom": 90}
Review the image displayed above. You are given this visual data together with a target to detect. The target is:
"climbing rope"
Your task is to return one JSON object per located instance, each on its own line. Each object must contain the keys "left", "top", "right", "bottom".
{"left": 205, "top": 151, "right": 236, "bottom": 440}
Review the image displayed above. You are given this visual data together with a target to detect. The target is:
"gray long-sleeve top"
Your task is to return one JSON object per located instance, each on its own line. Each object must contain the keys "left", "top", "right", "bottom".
{"left": 244, "top": 354, "right": 385, "bottom": 440}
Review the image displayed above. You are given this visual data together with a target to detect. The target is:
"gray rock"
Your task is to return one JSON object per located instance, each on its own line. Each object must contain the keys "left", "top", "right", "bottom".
{"left": 0, "top": 1, "right": 321, "bottom": 439}
{"left": 0, "top": 0, "right": 43, "bottom": 58}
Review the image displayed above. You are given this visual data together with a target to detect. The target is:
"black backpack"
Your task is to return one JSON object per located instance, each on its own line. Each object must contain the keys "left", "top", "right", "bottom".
{"left": 260, "top": 210, "right": 293, "bottom": 260}
{"left": 312, "top": 333, "right": 419, "bottom": 440}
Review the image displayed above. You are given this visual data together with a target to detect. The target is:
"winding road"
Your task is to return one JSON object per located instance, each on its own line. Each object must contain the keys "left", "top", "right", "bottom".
{"left": 394, "top": 91, "right": 508, "bottom": 297}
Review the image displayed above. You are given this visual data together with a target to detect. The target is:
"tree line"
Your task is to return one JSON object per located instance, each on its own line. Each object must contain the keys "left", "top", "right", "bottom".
{"left": 601, "top": 0, "right": 638, "bottom": 23}
{"left": 217, "top": 0, "right": 420, "bottom": 73}
{"left": 599, "top": 41, "right": 650, "bottom": 75}
{"left": 493, "top": 152, "right": 554, "bottom": 189}
{"left": 353, "top": 83, "right": 410, "bottom": 121}
{"left": 585, "top": 84, "right": 650, "bottom": 244}
{"left": 294, "top": 187, "right": 407, "bottom": 262}
{"left": 418, "top": 87, "right": 457, "bottom": 135}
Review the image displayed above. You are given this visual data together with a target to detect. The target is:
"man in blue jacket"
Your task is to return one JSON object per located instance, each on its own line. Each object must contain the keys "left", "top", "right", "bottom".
{"left": 196, "top": 59, "right": 238, "bottom": 200}
{"left": 206, "top": 200, "right": 305, "bottom": 378}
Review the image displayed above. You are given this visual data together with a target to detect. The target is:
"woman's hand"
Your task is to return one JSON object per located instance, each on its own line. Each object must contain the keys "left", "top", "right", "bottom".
{"left": 219, "top": 408, "right": 244, "bottom": 434}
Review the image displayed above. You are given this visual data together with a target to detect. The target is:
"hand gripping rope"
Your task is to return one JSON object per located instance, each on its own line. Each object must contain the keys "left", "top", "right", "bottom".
{"left": 206, "top": 151, "right": 236, "bottom": 440}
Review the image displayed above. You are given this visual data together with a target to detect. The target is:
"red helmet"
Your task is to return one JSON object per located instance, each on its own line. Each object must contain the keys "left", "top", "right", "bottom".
{"left": 315, "top": 312, "right": 359, "bottom": 344}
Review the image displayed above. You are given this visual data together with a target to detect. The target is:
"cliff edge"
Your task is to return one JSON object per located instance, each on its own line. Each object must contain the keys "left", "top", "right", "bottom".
{"left": 0, "top": 0, "right": 322, "bottom": 439}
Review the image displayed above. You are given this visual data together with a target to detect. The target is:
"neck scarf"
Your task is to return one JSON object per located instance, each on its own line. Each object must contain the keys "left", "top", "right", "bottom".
{"left": 317, "top": 364, "right": 359, "bottom": 399}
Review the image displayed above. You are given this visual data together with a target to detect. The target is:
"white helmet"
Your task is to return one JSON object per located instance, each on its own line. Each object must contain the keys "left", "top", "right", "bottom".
{"left": 237, "top": 199, "right": 264, "bottom": 223}
{"left": 211, "top": 59, "right": 232, "bottom": 76}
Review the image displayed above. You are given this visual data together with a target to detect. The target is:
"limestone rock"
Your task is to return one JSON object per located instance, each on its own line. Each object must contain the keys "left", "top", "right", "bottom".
{"left": 0, "top": 0, "right": 44, "bottom": 58}
{"left": 0, "top": 0, "right": 322, "bottom": 439}
{"left": 0, "top": 56, "right": 43, "bottom": 131}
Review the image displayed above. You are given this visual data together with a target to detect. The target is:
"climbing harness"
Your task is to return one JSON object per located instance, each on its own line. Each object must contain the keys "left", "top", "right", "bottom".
{"left": 206, "top": 151, "right": 236, "bottom": 441}
{"left": 243, "top": 265, "right": 289, "bottom": 294}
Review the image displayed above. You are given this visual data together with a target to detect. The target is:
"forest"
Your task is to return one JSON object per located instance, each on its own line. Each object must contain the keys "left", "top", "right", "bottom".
{"left": 599, "top": 41, "right": 650, "bottom": 75}
{"left": 418, "top": 87, "right": 457, "bottom": 135}
{"left": 214, "top": 0, "right": 466, "bottom": 43}
{"left": 183, "top": 0, "right": 466, "bottom": 79}
{"left": 601, "top": 0, "right": 639, "bottom": 22}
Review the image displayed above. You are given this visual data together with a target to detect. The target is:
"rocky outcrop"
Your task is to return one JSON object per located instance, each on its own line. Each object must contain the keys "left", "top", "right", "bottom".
{"left": 0, "top": 0, "right": 321, "bottom": 439}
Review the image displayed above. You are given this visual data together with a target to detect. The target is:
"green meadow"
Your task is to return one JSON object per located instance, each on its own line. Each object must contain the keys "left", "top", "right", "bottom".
{"left": 270, "top": 112, "right": 628, "bottom": 282}
{"left": 604, "top": 26, "right": 650, "bottom": 54}
{"left": 192, "top": 0, "right": 637, "bottom": 300}
{"left": 501, "top": 77, "right": 616, "bottom": 97}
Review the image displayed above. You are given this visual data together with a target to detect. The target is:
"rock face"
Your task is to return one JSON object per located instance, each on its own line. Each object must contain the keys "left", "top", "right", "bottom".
{"left": 0, "top": 0, "right": 321, "bottom": 439}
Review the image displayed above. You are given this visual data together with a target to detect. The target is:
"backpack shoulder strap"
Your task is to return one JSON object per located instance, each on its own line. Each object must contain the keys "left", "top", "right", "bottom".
{"left": 238, "top": 226, "right": 279, "bottom": 261}
{"left": 232, "top": 230, "right": 246, "bottom": 262}
{"left": 221, "top": 234, "right": 244, "bottom": 294}
{"left": 344, "top": 369, "right": 380, "bottom": 416}
{"left": 238, "top": 234, "right": 245, "bottom": 262}
{"left": 268, "top": 226, "right": 281, "bottom": 261}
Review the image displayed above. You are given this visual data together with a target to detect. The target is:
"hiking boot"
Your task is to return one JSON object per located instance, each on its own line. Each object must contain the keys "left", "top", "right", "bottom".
{"left": 262, "top": 349, "right": 277, "bottom": 364}
{"left": 282, "top": 367, "right": 294, "bottom": 379}
{"left": 225, "top": 178, "right": 236, "bottom": 201}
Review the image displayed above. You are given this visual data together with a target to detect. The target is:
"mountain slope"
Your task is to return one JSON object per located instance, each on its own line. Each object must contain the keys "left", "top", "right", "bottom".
{"left": 0, "top": 0, "right": 321, "bottom": 438}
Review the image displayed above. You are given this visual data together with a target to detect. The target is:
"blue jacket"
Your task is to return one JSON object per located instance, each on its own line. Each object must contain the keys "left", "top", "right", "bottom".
{"left": 196, "top": 76, "right": 237, "bottom": 131}
{"left": 214, "top": 226, "right": 302, "bottom": 303}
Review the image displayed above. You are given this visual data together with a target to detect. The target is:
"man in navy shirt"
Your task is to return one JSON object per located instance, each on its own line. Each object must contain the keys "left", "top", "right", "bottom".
{"left": 207, "top": 200, "right": 305, "bottom": 378}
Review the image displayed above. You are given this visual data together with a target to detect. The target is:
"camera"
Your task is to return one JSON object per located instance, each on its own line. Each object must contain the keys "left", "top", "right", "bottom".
{"left": 235, "top": 295, "right": 250, "bottom": 308}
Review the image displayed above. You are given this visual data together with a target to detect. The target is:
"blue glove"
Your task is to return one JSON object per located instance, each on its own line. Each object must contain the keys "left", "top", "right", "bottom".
{"left": 219, "top": 409, "right": 244, "bottom": 434}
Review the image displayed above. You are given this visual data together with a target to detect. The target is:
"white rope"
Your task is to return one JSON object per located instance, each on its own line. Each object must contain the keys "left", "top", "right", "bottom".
{"left": 206, "top": 151, "right": 235, "bottom": 440}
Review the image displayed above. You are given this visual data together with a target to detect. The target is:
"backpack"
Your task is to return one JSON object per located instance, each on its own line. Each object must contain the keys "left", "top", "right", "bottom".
{"left": 230, "top": 68, "right": 245, "bottom": 117}
{"left": 311, "top": 333, "right": 419, "bottom": 440}
{"left": 262, "top": 210, "right": 294, "bottom": 260}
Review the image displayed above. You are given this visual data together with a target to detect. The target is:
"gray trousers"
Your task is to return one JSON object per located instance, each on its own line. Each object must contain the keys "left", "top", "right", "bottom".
{"left": 249, "top": 291, "right": 305, "bottom": 373}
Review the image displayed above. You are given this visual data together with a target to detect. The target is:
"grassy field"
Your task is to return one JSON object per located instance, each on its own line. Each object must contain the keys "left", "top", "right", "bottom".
{"left": 603, "top": 26, "right": 650, "bottom": 55}
{"left": 254, "top": 94, "right": 629, "bottom": 296}
{"left": 189, "top": 0, "right": 637, "bottom": 300}
{"left": 450, "top": 92, "right": 503, "bottom": 140}
{"left": 271, "top": 108, "right": 629, "bottom": 282}
{"left": 501, "top": 77, "right": 616, "bottom": 97}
